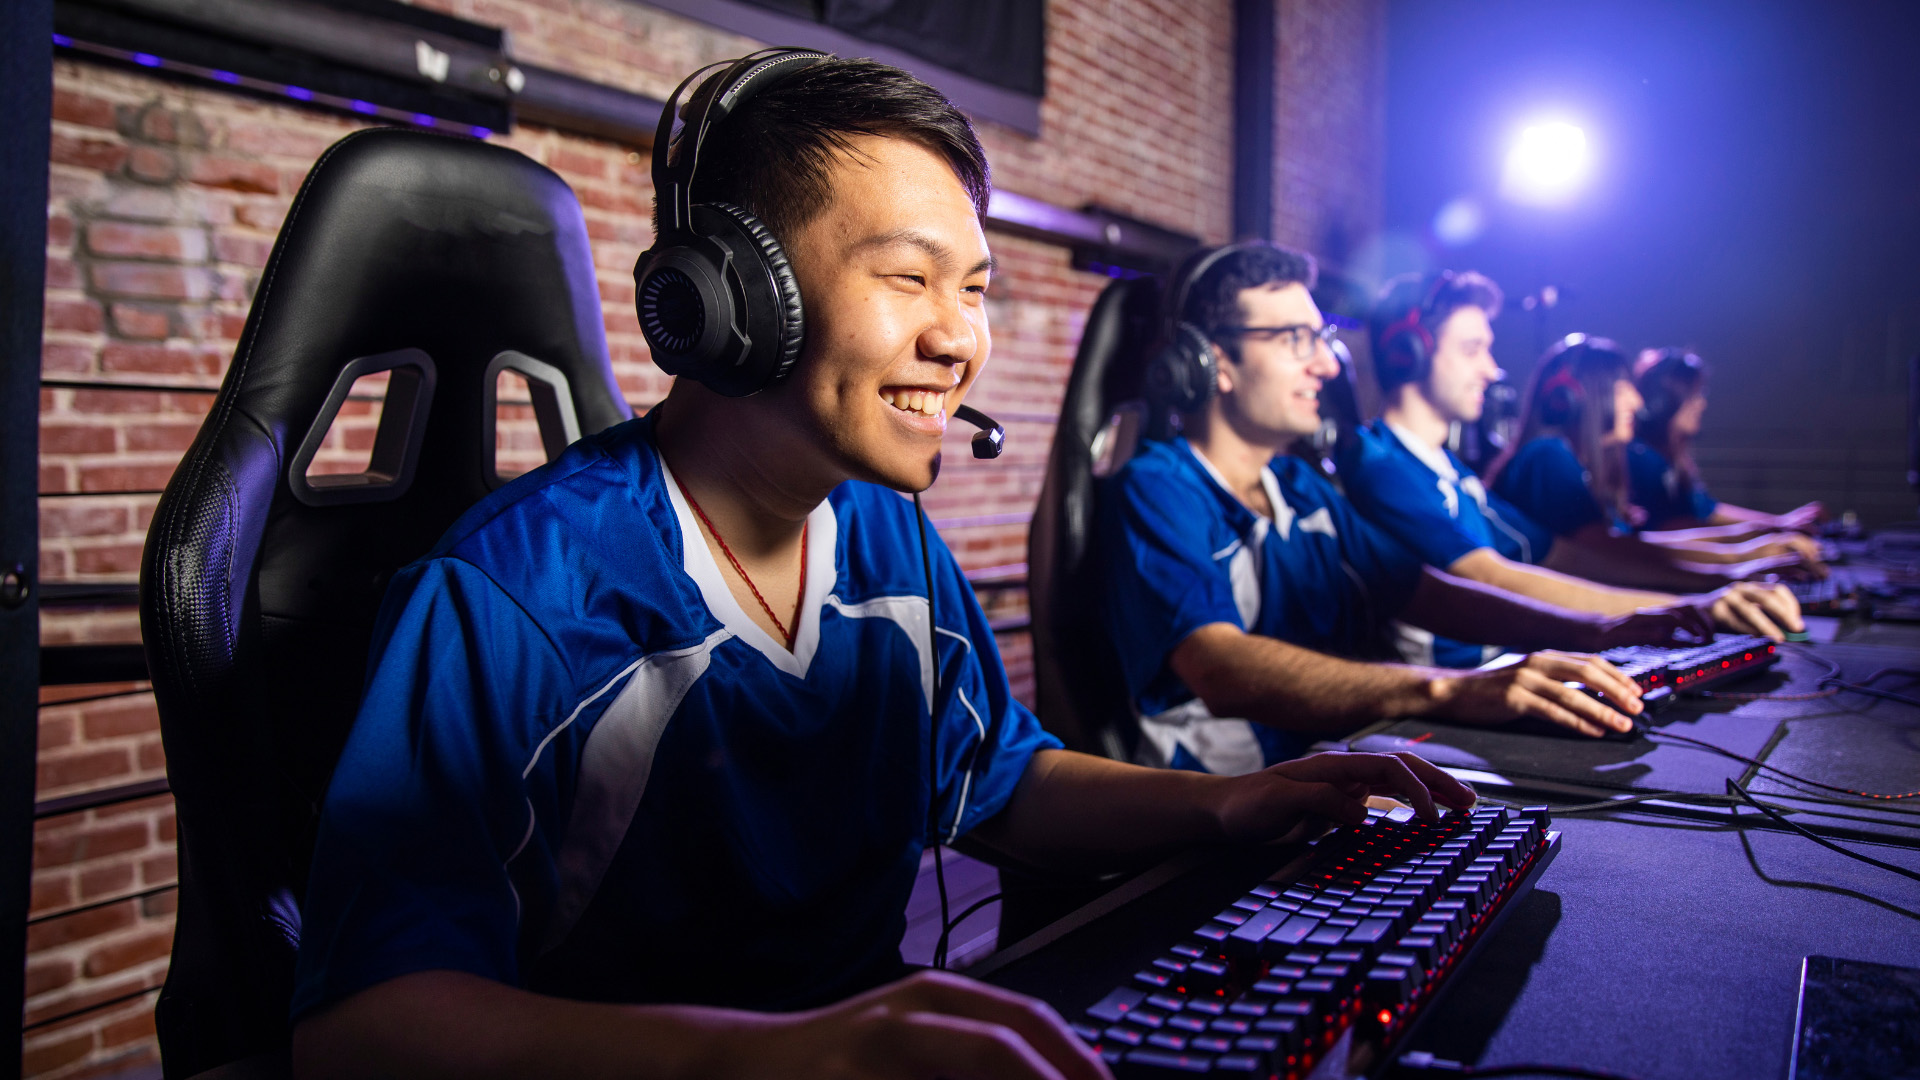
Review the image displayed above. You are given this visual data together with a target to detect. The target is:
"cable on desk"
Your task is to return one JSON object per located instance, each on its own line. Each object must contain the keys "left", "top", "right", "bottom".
{"left": 932, "top": 891, "right": 1003, "bottom": 970}
{"left": 1394, "top": 1051, "right": 1644, "bottom": 1079}
{"left": 1726, "top": 778, "right": 1920, "bottom": 884}
{"left": 1647, "top": 729, "right": 1920, "bottom": 800}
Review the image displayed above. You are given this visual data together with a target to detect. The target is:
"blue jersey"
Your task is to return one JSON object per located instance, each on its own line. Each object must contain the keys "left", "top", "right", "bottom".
{"left": 1492, "top": 435, "right": 1632, "bottom": 537}
{"left": 292, "top": 413, "right": 1058, "bottom": 1018}
{"left": 1338, "top": 420, "right": 1552, "bottom": 668}
{"left": 1627, "top": 441, "right": 1716, "bottom": 528}
{"left": 1098, "top": 438, "right": 1424, "bottom": 775}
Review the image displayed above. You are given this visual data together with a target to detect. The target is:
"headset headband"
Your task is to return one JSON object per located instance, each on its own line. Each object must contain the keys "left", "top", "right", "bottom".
{"left": 1167, "top": 241, "right": 1264, "bottom": 336}
{"left": 650, "top": 48, "right": 831, "bottom": 236}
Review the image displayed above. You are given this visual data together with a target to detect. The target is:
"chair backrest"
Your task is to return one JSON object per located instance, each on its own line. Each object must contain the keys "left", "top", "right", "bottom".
{"left": 138, "top": 127, "right": 632, "bottom": 1077}
{"left": 1027, "top": 274, "right": 1163, "bottom": 756}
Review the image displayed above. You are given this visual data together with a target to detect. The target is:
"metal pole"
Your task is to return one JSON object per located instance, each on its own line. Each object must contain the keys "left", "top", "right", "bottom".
{"left": 0, "top": 1, "right": 54, "bottom": 1073}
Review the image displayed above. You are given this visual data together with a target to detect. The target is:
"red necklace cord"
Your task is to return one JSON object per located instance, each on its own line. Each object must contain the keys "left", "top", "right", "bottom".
{"left": 672, "top": 473, "right": 807, "bottom": 649}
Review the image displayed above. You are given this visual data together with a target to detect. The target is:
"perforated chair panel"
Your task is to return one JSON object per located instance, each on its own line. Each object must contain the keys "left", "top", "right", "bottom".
{"left": 139, "top": 127, "right": 631, "bottom": 1078}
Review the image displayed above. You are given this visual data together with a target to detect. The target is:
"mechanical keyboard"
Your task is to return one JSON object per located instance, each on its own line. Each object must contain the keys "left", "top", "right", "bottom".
{"left": 980, "top": 803, "right": 1561, "bottom": 1078}
{"left": 1589, "top": 633, "right": 1780, "bottom": 710}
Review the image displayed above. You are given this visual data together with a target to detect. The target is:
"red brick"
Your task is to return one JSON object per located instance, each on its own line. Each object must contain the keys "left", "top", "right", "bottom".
{"left": 20, "top": 1029, "right": 93, "bottom": 1076}
{"left": 23, "top": 899, "right": 136, "bottom": 951}
{"left": 46, "top": 252, "right": 81, "bottom": 290}
{"left": 31, "top": 875, "right": 74, "bottom": 915}
{"left": 79, "top": 698, "right": 160, "bottom": 740}
{"left": 45, "top": 297, "right": 104, "bottom": 333}
{"left": 39, "top": 463, "right": 73, "bottom": 493}
{"left": 69, "top": 389, "right": 165, "bottom": 415}
{"left": 78, "top": 462, "right": 179, "bottom": 493}
{"left": 212, "top": 231, "right": 274, "bottom": 268}
{"left": 51, "top": 132, "right": 128, "bottom": 172}
{"left": 127, "top": 144, "right": 180, "bottom": 183}
{"left": 124, "top": 421, "right": 203, "bottom": 452}
{"left": 83, "top": 926, "right": 174, "bottom": 978}
{"left": 99, "top": 1005, "right": 160, "bottom": 1048}
{"left": 53, "top": 88, "right": 118, "bottom": 130}
{"left": 88, "top": 221, "right": 207, "bottom": 262}
{"left": 139, "top": 850, "right": 177, "bottom": 884}
{"left": 42, "top": 342, "right": 96, "bottom": 379}
{"left": 48, "top": 211, "right": 76, "bottom": 247}
{"left": 39, "top": 715, "right": 76, "bottom": 751}
{"left": 25, "top": 957, "right": 79, "bottom": 999}
{"left": 156, "top": 811, "right": 176, "bottom": 843}
{"left": 39, "top": 422, "right": 117, "bottom": 455}
{"left": 89, "top": 261, "right": 216, "bottom": 301}
{"left": 36, "top": 748, "right": 135, "bottom": 795}
{"left": 101, "top": 341, "right": 205, "bottom": 376}
{"left": 138, "top": 738, "right": 168, "bottom": 773}
{"left": 141, "top": 889, "right": 178, "bottom": 917}
{"left": 78, "top": 862, "right": 136, "bottom": 901}
{"left": 235, "top": 200, "right": 290, "bottom": 229}
{"left": 22, "top": 973, "right": 150, "bottom": 1029}
{"left": 73, "top": 542, "right": 148, "bottom": 576}
{"left": 40, "top": 502, "right": 131, "bottom": 539}
{"left": 188, "top": 155, "right": 279, "bottom": 194}
{"left": 110, "top": 303, "right": 172, "bottom": 339}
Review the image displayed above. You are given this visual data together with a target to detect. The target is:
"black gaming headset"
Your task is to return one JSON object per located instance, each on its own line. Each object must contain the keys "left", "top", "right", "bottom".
{"left": 1373, "top": 270, "right": 1455, "bottom": 389}
{"left": 1144, "top": 242, "right": 1262, "bottom": 413}
{"left": 632, "top": 49, "right": 1005, "bottom": 458}
{"left": 634, "top": 49, "right": 823, "bottom": 399}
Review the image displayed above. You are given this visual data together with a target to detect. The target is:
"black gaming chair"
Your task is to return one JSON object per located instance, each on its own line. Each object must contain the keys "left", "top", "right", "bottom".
{"left": 1027, "top": 274, "right": 1164, "bottom": 757}
{"left": 138, "top": 127, "right": 632, "bottom": 1079}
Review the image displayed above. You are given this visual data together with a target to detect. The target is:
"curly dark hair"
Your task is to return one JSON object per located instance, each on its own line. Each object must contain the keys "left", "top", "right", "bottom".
{"left": 1369, "top": 270, "right": 1504, "bottom": 390}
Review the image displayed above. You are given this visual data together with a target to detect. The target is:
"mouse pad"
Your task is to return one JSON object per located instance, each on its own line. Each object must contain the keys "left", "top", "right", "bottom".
{"left": 1789, "top": 955, "right": 1920, "bottom": 1080}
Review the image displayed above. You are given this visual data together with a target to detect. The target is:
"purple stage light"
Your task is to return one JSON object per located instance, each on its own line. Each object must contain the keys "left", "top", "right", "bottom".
{"left": 52, "top": 33, "right": 73, "bottom": 47}
{"left": 351, "top": 100, "right": 377, "bottom": 114}
{"left": 471, "top": 127, "right": 493, "bottom": 139}
{"left": 212, "top": 70, "right": 239, "bottom": 83}
{"left": 413, "top": 114, "right": 437, "bottom": 127}
{"left": 133, "top": 52, "right": 161, "bottom": 67}
{"left": 285, "top": 85, "right": 313, "bottom": 101}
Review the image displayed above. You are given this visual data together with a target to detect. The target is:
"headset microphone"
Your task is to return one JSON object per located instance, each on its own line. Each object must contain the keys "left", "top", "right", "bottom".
{"left": 954, "top": 404, "right": 1004, "bottom": 459}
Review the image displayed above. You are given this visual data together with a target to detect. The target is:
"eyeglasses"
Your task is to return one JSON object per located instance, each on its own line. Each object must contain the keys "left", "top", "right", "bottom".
{"left": 1218, "top": 323, "right": 1340, "bottom": 360}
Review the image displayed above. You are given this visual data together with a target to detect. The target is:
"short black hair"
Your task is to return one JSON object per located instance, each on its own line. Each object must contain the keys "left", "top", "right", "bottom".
{"left": 670, "top": 57, "right": 991, "bottom": 245}
{"left": 1181, "top": 243, "right": 1318, "bottom": 338}
{"left": 1370, "top": 270, "right": 1503, "bottom": 389}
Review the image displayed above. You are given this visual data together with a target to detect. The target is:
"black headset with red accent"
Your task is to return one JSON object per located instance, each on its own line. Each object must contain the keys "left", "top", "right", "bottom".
{"left": 1536, "top": 333, "right": 1593, "bottom": 426}
{"left": 1374, "top": 270, "right": 1455, "bottom": 389}
{"left": 1144, "top": 242, "right": 1263, "bottom": 413}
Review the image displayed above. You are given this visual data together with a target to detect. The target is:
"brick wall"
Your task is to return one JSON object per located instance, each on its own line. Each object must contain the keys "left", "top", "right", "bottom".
{"left": 30, "top": 1, "right": 1385, "bottom": 1074}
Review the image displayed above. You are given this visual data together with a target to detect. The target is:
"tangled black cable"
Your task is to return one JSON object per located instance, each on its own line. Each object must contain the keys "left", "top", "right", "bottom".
{"left": 1725, "top": 777, "right": 1920, "bottom": 885}
{"left": 1647, "top": 728, "right": 1920, "bottom": 801}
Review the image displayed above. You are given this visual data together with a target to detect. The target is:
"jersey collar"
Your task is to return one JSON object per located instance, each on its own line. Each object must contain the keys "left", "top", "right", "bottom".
{"left": 1181, "top": 439, "right": 1297, "bottom": 541}
{"left": 655, "top": 444, "right": 839, "bottom": 678}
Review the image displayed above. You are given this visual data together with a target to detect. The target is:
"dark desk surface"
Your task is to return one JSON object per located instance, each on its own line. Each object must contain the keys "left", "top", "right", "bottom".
{"left": 1402, "top": 813, "right": 1920, "bottom": 1080}
{"left": 968, "top": 623, "right": 1920, "bottom": 1078}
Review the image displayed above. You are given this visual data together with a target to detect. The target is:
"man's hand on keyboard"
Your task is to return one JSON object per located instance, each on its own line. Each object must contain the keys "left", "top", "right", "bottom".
{"left": 1430, "top": 651, "right": 1640, "bottom": 737}
{"left": 740, "top": 968, "right": 1113, "bottom": 1080}
{"left": 1215, "top": 751, "right": 1477, "bottom": 841}
{"left": 1695, "top": 581, "right": 1802, "bottom": 641}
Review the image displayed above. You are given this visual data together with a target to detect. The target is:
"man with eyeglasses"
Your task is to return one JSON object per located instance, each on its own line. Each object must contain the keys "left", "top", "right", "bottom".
{"left": 1096, "top": 243, "right": 1706, "bottom": 775}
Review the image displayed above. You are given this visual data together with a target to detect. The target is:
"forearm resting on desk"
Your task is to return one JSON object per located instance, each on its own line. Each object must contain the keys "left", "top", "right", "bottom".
{"left": 295, "top": 968, "right": 1110, "bottom": 1080}
{"left": 1169, "top": 623, "right": 1440, "bottom": 730}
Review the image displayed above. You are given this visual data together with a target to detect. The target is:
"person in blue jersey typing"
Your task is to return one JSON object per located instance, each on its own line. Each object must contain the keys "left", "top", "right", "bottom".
{"left": 1629, "top": 347, "right": 1823, "bottom": 532}
{"left": 290, "top": 53, "right": 1474, "bottom": 1080}
{"left": 1488, "top": 334, "right": 1823, "bottom": 591}
{"left": 1336, "top": 271, "right": 1803, "bottom": 667}
{"left": 1098, "top": 243, "right": 1711, "bottom": 778}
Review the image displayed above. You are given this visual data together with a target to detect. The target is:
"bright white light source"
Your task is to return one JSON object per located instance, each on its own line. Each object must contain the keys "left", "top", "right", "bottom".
{"left": 1433, "top": 196, "right": 1486, "bottom": 246}
{"left": 1502, "top": 120, "right": 1591, "bottom": 206}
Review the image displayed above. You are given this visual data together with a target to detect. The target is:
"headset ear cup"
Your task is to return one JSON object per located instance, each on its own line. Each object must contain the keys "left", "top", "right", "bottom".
{"left": 708, "top": 201, "right": 805, "bottom": 390}
{"left": 1146, "top": 323, "right": 1219, "bottom": 413}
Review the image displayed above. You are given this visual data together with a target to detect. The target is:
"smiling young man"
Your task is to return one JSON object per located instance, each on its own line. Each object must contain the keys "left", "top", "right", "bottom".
{"left": 1335, "top": 272, "right": 1803, "bottom": 669}
{"left": 1098, "top": 245, "right": 1728, "bottom": 777}
{"left": 288, "top": 56, "right": 1474, "bottom": 1080}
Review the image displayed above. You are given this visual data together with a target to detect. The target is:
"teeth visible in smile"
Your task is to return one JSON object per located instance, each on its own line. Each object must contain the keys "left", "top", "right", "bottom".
{"left": 883, "top": 389, "right": 946, "bottom": 417}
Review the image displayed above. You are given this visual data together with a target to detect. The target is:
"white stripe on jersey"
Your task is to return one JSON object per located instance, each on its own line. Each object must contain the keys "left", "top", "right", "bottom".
{"left": 539, "top": 627, "right": 730, "bottom": 953}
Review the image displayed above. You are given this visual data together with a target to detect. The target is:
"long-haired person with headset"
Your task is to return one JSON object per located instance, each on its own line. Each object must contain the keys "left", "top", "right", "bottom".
{"left": 1333, "top": 272, "right": 1803, "bottom": 662}
{"left": 1629, "top": 347, "right": 1824, "bottom": 533}
{"left": 291, "top": 53, "right": 1475, "bottom": 1079}
{"left": 1487, "top": 335, "right": 1821, "bottom": 593}
{"left": 1094, "top": 243, "right": 1732, "bottom": 780}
